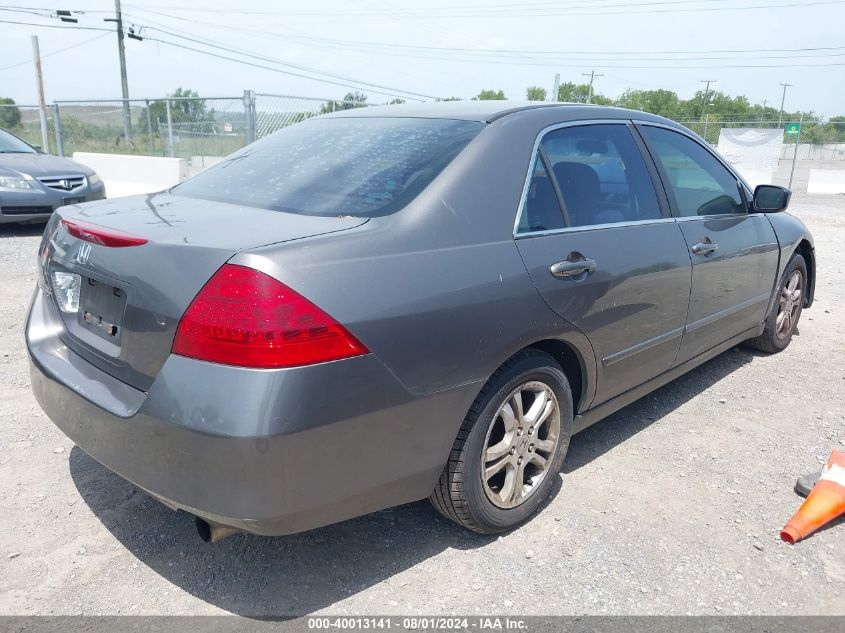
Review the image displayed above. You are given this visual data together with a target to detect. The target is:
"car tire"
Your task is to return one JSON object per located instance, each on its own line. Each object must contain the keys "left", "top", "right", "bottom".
{"left": 429, "top": 350, "right": 573, "bottom": 534}
{"left": 744, "top": 253, "right": 807, "bottom": 354}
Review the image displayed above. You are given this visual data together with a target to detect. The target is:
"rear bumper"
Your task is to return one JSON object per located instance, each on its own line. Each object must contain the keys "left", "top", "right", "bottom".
{"left": 27, "top": 287, "right": 476, "bottom": 535}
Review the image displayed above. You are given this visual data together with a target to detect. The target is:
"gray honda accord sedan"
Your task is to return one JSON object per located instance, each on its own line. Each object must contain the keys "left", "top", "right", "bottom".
{"left": 27, "top": 102, "right": 814, "bottom": 540}
{"left": 0, "top": 128, "right": 105, "bottom": 223}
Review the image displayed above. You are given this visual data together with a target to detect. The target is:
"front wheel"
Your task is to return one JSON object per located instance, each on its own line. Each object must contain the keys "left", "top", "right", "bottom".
{"left": 429, "top": 350, "right": 573, "bottom": 534}
{"left": 744, "top": 253, "right": 807, "bottom": 353}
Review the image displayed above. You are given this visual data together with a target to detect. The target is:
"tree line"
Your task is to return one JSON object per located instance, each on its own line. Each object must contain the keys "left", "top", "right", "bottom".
{"left": 3, "top": 86, "right": 843, "bottom": 146}
{"left": 470, "top": 84, "right": 845, "bottom": 144}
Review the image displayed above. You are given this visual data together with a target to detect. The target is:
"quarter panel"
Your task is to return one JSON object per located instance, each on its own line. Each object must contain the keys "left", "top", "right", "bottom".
{"left": 234, "top": 116, "right": 600, "bottom": 401}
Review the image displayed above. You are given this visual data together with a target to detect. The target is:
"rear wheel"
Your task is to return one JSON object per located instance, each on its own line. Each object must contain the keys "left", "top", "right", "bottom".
{"left": 744, "top": 253, "right": 807, "bottom": 353}
{"left": 429, "top": 350, "right": 573, "bottom": 534}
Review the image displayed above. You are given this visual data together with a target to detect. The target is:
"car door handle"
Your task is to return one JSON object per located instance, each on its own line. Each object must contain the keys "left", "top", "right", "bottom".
{"left": 691, "top": 240, "right": 719, "bottom": 256}
{"left": 550, "top": 257, "right": 597, "bottom": 278}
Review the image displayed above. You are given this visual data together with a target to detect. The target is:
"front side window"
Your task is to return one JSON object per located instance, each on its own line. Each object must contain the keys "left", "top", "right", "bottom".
{"left": 535, "top": 124, "right": 662, "bottom": 229}
{"left": 640, "top": 125, "right": 746, "bottom": 217}
{"left": 173, "top": 117, "right": 484, "bottom": 217}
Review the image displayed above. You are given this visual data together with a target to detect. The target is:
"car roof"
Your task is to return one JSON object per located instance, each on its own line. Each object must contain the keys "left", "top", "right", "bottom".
{"left": 323, "top": 100, "right": 673, "bottom": 125}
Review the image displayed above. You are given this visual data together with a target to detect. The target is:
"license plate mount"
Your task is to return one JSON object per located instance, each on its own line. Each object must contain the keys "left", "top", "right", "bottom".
{"left": 79, "top": 277, "right": 126, "bottom": 343}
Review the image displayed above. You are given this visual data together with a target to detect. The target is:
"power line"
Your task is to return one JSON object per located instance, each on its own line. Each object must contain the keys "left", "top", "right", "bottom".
{"left": 0, "top": 17, "right": 110, "bottom": 31}
{"left": 141, "top": 35, "right": 434, "bottom": 101}
{"left": 277, "top": 38, "right": 845, "bottom": 58}
{"left": 130, "top": 22, "right": 441, "bottom": 100}
{"left": 123, "top": 7, "right": 845, "bottom": 63}
{"left": 118, "top": 0, "right": 845, "bottom": 18}
{"left": 277, "top": 37, "right": 845, "bottom": 62}
{"left": 0, "top": 31, "right": 108, "bottom": 71}
{"left": 0, "top": 14, "right": 441, "bottom": 99}
{"left": 6, "top": 14, "right": 845, "bottom": 71}
{"left": 153, "top": 31, "right": 845, "bottom": 69}
{"left": 122, "top": 9, "right": 463, "bottom": 95}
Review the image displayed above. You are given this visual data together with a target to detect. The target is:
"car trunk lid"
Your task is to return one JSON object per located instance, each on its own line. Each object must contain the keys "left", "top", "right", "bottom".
{"left": 41, "top": 192, "right": 368, "bottom": 390}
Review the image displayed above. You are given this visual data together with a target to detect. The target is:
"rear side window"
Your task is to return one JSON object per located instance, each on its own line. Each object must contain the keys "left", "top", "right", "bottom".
{"left": 517, "top": 124, "right": 662, "bottom": 232}
{"left": 639, "top": 125, "right": 745, "bottom": 217}
{"left": 518, "top": 156, "right": 565, "bottom": 233}
{"left": 173, "top": 117, "right": 484, "bottom": 217}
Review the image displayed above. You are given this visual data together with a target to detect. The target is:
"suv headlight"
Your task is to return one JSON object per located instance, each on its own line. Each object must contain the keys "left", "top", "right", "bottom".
{"left": 0, "top": 176, "right": 33, "bottom": 190}
{"left": 87, "top": 173, "right": 101, "bottom": 186}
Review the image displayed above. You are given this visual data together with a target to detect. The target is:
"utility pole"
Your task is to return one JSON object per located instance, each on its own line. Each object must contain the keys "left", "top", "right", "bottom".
{"left": 552, "top": 73, "right": 560, "bottom": 102}
{"left": 778, "top": 83, "right": 792, "bottom": 127}
{"left": 581, "top": 70, "right": 603, "bottom": 104}
{"left": 107, "top": 0, "right": 133, "bottom": 146}
{"left": 699, "top": 79, "right": 716, "bottom": 119}
{"left": 30, "top": 35, "right": 50, "bottom": 154}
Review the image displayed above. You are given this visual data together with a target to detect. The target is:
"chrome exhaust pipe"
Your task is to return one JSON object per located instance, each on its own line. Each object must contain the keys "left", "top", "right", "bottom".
{"left": 195, "top": 516, "right": 241, "bottom": 543}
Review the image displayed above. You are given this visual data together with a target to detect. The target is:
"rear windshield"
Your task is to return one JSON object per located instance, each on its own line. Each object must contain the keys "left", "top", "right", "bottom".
{"left": 173, "top": 117, "right": 484, "bottom": 217}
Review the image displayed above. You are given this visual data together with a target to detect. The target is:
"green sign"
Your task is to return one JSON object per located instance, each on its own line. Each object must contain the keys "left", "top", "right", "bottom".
{"left": 785, "top": 122, "right": 801, "bottom": 135}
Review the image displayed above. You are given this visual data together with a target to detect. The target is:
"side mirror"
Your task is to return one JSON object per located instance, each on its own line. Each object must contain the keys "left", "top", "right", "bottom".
{"left": 753, "top": 184, "right": 791, "bottom": 213}
{"left": 32, "top": 144, "right": 42, "bottom": 152}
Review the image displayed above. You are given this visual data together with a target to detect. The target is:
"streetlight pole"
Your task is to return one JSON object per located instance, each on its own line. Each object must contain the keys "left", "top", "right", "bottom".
{"left": 778, "top": 83, "right": 792, "bottom": 128}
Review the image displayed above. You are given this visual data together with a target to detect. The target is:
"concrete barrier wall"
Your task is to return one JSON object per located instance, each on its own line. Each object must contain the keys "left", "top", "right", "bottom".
{"left": 771, "top": 160, "right": 845, "bottom": 193}
{"left": 807, "top": 169, "right": 845, "bottom": 194}
{"left": 71, "top": 152, "right": 189, "bottom": 198}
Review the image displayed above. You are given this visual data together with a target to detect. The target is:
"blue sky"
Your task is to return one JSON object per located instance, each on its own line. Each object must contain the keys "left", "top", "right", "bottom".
{"left": 1, "top": 0, "right": 844, "bottom": 116}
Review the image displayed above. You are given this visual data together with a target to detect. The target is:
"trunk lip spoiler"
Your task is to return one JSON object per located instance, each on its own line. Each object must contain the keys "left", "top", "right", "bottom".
{"left": 61, "top": 217, "right": 148, "bottom": 248}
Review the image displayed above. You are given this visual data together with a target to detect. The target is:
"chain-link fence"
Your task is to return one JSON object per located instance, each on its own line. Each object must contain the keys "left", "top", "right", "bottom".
{"left": 4, "top": 96, "right": 843, "bottom": 192}
{"left": 0, "top": 103, "right": 54, "bottom": 150}
{"left": 674, "top": 119, "right": 845, "bottom": 192}
{"left": 50, "top": 96, "right": 249, "bottom": 162}
{"left": 253, "top": 93, "right": 369, "bottom": 139}
{"left": 0, "top": 93, "right": 370, "bottom": 176}
{"left": 677, "top": 118, "right": 845, "bottom": 152}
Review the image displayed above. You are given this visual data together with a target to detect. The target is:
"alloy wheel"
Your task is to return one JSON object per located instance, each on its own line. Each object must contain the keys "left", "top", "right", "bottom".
{"left": 776, "top": 270, "right": 803, "bottom": 340}
{"left": 481, "top": 381, "right": 561, "bottom": 509}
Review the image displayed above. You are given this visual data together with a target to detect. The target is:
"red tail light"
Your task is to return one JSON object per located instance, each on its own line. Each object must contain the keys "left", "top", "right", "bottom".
{"left": 61, "top": 218, "right": 147, "bottom": 247}
{"left": 172, "top": 264, "right": 368, "bottom": 368}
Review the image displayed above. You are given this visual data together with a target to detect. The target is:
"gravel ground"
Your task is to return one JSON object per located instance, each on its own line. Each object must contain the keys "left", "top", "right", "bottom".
{"left": 0, "top": 195, "right": 843, "bottom": 617}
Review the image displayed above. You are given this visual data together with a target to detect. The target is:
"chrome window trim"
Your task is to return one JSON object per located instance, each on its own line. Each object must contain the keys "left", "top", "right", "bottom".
{"left": 632, "top": 119, "right": 756, "bottom": 219}
{"left": 512, "top": 119, "right": 636, "bottom": 238}
{"left": 674, "top": 214, "right": 750, "bottom": 223}
{"left": 515, "top": 217, "right": 676, "bottom": 240}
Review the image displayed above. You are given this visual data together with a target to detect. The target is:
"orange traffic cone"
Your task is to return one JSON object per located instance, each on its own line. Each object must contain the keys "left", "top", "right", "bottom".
{"left": 781, "top": 450, "right": 845, "bottom": 543}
